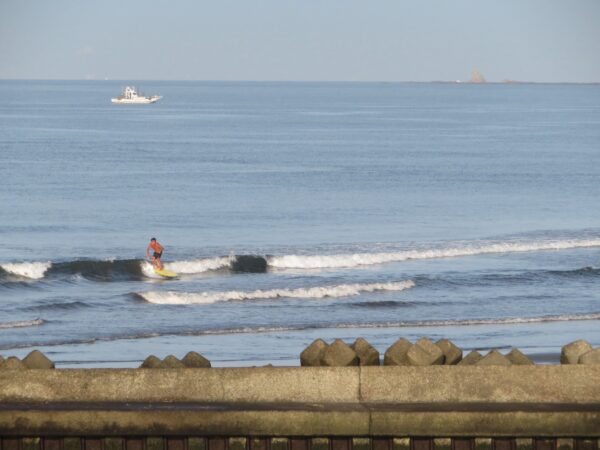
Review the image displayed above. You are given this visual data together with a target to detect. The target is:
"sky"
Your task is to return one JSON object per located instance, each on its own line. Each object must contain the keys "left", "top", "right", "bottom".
{"left": 1, "top": 0, "right": 599, "bottom": 82}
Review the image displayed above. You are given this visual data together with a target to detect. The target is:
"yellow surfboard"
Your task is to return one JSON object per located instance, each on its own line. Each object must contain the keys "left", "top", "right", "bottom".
{"left": 154, "top": 268, "right": 178, "bottom": 278}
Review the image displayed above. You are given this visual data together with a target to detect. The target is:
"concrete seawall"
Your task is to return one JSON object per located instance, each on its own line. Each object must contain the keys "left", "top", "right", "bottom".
{"left": 1, "top": 366, "right": 599, "bottom": 436}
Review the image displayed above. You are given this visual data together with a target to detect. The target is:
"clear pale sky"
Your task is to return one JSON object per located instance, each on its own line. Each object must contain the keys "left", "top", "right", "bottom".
{"left": 1, "top": 0, "right": 599, "bottom": 82}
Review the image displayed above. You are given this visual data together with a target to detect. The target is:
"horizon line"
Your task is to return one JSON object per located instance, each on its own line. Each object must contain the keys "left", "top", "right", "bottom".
{"left": 1, "top": 78, "right": 600, "bottom": 85}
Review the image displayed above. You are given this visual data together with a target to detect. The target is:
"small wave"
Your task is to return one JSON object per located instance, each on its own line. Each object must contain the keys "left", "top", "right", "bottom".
{"left": 20, "top": 300, "right": 92, "bottom": 312}
{"left": 348, "top": 313, "right": 600, "bottom": 328}
{"left": 548, "top": 266, "right": 599, "bottom": 277}
{"left": 171, "top": 312, "right": 600, "bottom": 335}
{"left": 267, "top": 239, "right": 600, "bottom": 269}
{"left": 0, "top": 318, "right": 44, "bottom": 330}
{"left": 0, "top": 262, "right": 51, "bottom": 280}
{"left": 126, "top": 311, "right": 600, "bottom": 335}
{"left": 353, "top": 300, "right": 424, "bottom": 309}
{"left": 137, "top": 280, "right": 415, "bottom": 305}
{"left": 3, "top": 312, "right": 599, "bottom": 351}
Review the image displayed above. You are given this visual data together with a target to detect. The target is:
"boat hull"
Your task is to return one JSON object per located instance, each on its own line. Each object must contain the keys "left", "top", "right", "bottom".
{"left": 111, "top": 96, "right": 161, "bottom": 104}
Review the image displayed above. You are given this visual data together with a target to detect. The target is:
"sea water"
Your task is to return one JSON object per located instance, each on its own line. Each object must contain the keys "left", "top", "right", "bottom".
{"left": 1, "top": 80, "right": 599, "bottom": 367}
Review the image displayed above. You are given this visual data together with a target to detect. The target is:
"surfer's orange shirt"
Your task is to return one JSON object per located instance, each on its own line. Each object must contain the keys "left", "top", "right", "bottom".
{"left": 150, "top": 241, "right": 164, "bottom": 253}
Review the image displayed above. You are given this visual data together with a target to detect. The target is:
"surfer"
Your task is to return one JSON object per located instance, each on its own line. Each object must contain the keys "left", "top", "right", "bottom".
{"left": 146, "top": 237, "right": 164, "bottom": 270}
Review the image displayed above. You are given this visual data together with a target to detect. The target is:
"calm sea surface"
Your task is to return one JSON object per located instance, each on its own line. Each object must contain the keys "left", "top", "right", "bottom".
{"left": 1, "top": 80, "right": 599, "bottom": 366}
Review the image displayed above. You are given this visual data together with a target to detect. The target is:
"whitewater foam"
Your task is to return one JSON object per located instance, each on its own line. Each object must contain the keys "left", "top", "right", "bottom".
{"left": 267, "top": 239, "right": 600, "bottom": 269}
{"left": 138, "top": 280, "right": 415, "bottom": 305}
{"left": 164, "top": 256, "right": 234, "bottom": 274}
{"left": 0, "top": 318, "right": 44, "bottom": 330}
{"left": 0, "top": 262, "right": 51, "bottom": 279}
{"left": 139, "top": 257, "right": 234, "bottom": 278}
{"left": 140, "top": 262, "right": 163, "bottom": 279}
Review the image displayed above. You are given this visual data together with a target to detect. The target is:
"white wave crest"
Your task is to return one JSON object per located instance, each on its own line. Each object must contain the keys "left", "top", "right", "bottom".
{"left": 0, "top": 318, "right": 44, "bottom": 330}
{"left": 140, "top": 257, "right": 233, "bottom": 278}
{"left": 267, "top": 239, "right": 600, "bottom": 269}
{"left": 164, "top": 256, "right": 234, "bottom": 274}
{"left": 138, "top": 280, "right": 415, "bottom": 305}
{"left": 0, "top": 262, "right": 51, "bottom": 279}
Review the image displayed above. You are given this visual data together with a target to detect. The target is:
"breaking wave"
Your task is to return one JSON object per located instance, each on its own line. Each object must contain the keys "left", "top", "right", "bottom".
{"left": 161, "top": 255, "right": 267, "bottom": 274}
{"left": 267, "top": 239, "right": 600, "bottom": 269}
{"left": 2, "top": 237, "right": 599, "bottom": 282}
{"left": 137, "top": 280, "right": 416, "bottom": 305}
{"left": 0, "top": 262, "right": 51, "bottom": 280}
{"left": 164, "top": 256, "right": 234, "bottom": 274}
{"left": 0, "top": 318, "right": 44, "bottom": 330}
{"left": 0, "top": 255, "right": 267, "bottom": 282}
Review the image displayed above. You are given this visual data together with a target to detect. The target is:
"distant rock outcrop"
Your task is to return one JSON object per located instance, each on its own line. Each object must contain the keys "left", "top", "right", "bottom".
{"left": 470, "top": 69, "right": 486, "bottom": 83}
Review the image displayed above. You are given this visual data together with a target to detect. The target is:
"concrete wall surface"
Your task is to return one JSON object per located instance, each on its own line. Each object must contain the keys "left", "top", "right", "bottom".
{"left": 0, "top": 366, "right": 599, "bottom": 436}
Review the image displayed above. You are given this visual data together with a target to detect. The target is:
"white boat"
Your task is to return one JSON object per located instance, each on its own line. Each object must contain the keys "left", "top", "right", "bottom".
{"left": 111, "top": 86, "right": 162, "bottom": 104}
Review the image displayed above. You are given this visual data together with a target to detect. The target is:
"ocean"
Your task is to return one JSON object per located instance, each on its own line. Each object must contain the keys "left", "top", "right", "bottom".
{"left": 1, "top": 80, "right": 599, "bottom": 367}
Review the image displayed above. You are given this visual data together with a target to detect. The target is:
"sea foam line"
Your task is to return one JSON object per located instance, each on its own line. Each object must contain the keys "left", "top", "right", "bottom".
{"left": 137, "top": 280, "right": 415, "bottom": 305}
{"left": 4, "top": 312, "right": 599, "bottom": 351}
{"left": 330, "top": 312, "right": 600, "bottom": 329}
{"left": 0, "top": 318, "right": 44, "bottom": 330}
{"left": 267, "top": 239, "right": 600, "bottom": 269}
{"left": 161, "top": 312, "right": 600, "bottom": 336}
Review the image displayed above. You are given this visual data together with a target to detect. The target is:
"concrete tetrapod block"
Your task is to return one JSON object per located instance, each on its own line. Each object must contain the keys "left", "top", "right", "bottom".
{"left": 22, "top": 350, "right": 55, "bottom": 369}
{"left": 475, "top": 350, "right": 512, "bottom": 366}
{"left": 300, "top": 339, "right": 328, "bottom": 367}
{"left": 579, "top": 348, "right": 600, "bottom": 364}
{"left": 561, "top": 339, "right": 593, "bottom": 364}
{"left": 320, "top": 339, "right": 359, "bottom": 367}
{"left": 383, "top": 338, "right": 412, "bottom": 365}
{"left": 405, "top": 343, "right": 432, "bottom": 366}
{"left": 158, "top": 355, "right": 187, "bottom": 369}
{"left": 416, "top": 337, "right": 445, "bottom": 364}
{"left": 435, "top": 338, "right": 462, "bottom": 365}
{"left": 182, "top": 351, "right": 212, "bottom": 368}
{"left": 0, "top": 356, "right": 27, "bottom": 370}
{"left": 506, "top": 348, "right": 534, "bottom": 365}
{"left": 457, "top": 350, "right": 483, "bottom": 365}
{"left": 351, "top": 337, "right": 380, "bottom": 366}
{"left": 140, "top": 355, "right": 162, "bottom": 368}
{"left": 406, "top": 338, "right": 444, "bottom": 366}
